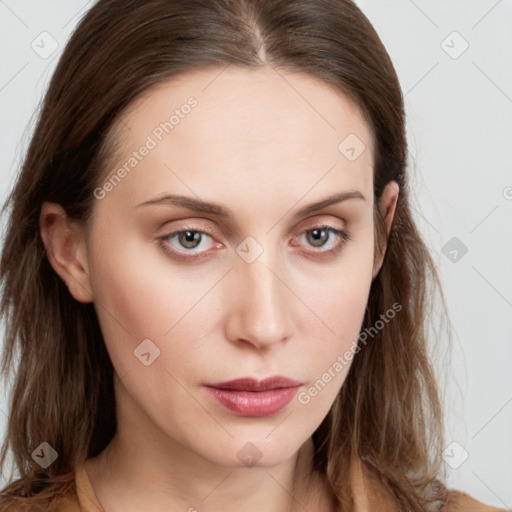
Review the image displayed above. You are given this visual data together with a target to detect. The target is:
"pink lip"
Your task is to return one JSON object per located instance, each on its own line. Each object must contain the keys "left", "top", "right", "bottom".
{"left": 203, "top": 376, "right": 303, "bottom": 417}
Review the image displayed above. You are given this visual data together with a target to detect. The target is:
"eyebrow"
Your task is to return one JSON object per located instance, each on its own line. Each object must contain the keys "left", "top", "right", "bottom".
{"left": 135, "top": 190, "right": 366, "bottom": 217}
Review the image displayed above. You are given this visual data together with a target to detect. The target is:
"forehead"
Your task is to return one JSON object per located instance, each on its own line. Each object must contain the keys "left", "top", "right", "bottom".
{"left": 101, "top": 66, "right": 375, "bottom": 209}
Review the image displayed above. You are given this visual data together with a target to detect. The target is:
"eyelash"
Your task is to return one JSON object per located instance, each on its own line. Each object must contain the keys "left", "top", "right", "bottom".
{"left": 157, "top": 224, "right": 352, "bottom": 261}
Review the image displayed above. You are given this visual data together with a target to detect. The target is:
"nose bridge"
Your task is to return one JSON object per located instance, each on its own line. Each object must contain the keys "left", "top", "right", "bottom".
{"left": 226, "top": 240, "right": 292, "bottom": 348}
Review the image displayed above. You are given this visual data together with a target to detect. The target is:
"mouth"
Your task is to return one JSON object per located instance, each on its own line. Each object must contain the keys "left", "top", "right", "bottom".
{"left": 203, "top": 376, "right": 303, "bottom": 417}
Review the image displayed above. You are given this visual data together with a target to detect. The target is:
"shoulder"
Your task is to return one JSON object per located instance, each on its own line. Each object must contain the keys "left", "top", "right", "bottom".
{"left": 350, "top": 456, "right": 507, "bottom": 512}
{"left": 444, "top": 489, "right": 508, "bottom": 512}
{"left": 0, "top": 476, "right": 80, "bottom": 512}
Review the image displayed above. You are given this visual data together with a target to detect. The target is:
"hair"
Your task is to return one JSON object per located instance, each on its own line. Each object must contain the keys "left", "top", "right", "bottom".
{"left": 0, "top": 0, "right": 451, "bottom": 510}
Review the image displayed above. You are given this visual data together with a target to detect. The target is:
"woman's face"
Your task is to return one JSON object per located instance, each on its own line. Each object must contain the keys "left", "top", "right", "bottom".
{"left": 68, "top": 67, "right": 396, "bottom": 467}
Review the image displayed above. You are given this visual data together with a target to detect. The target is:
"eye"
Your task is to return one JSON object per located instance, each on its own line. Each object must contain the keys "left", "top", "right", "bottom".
{"left": 157, "top": 224, "right": 351, "bottom": 261}
{"left": 158, "top": 226, "right": 219, "bottom": 260}
{"left": 294, "top": 225, "right": 352, "bottom": 255}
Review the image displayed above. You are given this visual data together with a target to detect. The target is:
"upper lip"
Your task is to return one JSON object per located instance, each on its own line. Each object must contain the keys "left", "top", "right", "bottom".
{"left": 204, "top": 376, "right": 303, "bottom": 392}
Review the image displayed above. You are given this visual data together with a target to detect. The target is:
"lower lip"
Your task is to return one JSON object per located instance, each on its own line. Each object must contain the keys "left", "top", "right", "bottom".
{"left": 203, "top": 386, "right": 300, "bottom": 417}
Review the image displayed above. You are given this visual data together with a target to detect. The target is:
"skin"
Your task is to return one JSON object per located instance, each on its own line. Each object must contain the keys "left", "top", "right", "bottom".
{"left": 40, "top": 66, "right": 399, "bottom": 512}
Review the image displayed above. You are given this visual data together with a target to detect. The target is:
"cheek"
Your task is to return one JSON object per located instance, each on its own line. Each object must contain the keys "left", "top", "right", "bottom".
{"left": 87, "top": 236, "right": 218, "bottom": 439}
{"left": 294, "top": 227, "right": 375, "bottom": 402}
{"left": 306, "top": 223, "right": 375, "bottom": 336}
{"left": 87, "top": 223, "right": 202, "bottom": 378}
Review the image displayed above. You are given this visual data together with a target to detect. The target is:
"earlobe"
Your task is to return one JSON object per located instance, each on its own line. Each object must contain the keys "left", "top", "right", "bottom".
{"left": 372, "top": 180, "right": 400, "bottom": 279}
{"left": 39, "top": 202, "right": 93, "bottom": 303}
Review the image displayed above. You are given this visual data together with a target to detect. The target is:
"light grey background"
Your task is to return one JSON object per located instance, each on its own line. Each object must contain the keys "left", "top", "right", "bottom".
{"left": 0, "top": 0, "right": 511, "bottom": 508}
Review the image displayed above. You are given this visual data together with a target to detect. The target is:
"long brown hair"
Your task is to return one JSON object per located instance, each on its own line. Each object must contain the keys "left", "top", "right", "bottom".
{"left": 0, "top": 0, "right": 449, "bottom": 509}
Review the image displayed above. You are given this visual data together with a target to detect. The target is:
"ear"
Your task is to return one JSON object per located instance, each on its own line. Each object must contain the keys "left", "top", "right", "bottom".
{"left": 39, "top": 201, "right": 93, "bottom": 303}
{"left": 372, "top": 180, "right": 399, "bottom": 279}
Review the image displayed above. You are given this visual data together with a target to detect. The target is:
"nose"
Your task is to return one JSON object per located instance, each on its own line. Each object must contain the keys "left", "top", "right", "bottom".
{"left": 224, "top": 247, "right": 294, "bottom": 351}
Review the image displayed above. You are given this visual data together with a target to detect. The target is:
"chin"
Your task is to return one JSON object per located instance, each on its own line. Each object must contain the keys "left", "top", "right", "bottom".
{"left": 198, "top": 430, "right": 311, "bottom": 470}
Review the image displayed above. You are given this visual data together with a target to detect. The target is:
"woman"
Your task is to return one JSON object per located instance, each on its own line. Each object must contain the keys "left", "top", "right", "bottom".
{"left": 0, "top": 0, "right": 505, "bottom": 510}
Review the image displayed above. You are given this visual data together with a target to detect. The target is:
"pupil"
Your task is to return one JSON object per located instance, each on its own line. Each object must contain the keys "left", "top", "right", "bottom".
{"left": 182, "top": 231, "right": 200, "bottom": 248}
{"left": 310, "top": 228, "right": 327, "bottom": 247}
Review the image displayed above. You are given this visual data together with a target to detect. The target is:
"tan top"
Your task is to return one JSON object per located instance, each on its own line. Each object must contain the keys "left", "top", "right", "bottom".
{"left": 8, "top": 459, "right": 507, "bottom": 511}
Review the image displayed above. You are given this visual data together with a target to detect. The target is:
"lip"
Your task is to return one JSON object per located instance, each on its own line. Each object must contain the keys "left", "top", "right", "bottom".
{"left": 203, "top": 376, "right": 303, "bottom": 417}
